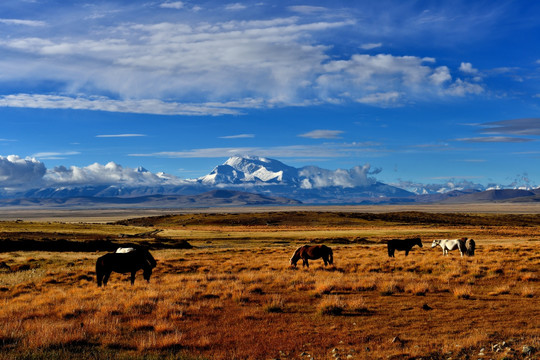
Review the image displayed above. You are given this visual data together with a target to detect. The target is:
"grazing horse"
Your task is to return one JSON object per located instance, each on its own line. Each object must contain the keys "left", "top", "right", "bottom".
{"left": 431, "top": 239, "right": 467, "bottom": 257}
{"left": 387, "top": 237, "right": 423, "bottom": 257}
{"left": 96, "top": 247, "right": 157, "bottom": 286}
{"left": 290, "top": 245, "right": 333, "bottom": 268}
{"left": 465, "top": 238, "right": 476, "bottom": 256}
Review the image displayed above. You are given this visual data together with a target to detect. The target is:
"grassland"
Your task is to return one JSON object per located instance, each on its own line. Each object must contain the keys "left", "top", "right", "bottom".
{"left": 0, "top": 209, "right": 539, "bottom": 359}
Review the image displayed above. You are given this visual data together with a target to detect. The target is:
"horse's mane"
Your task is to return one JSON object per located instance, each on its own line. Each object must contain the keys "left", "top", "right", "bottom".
{"left": 290, "top": 245, "right": 306, "bottom": 262}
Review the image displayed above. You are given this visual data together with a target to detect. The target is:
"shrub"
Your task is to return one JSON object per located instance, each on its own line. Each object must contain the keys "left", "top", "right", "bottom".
{"left": 264, "top": 295, "right": 285, "bottom": 313}
{"left": 452, "top": 285, "right": 473, "bottom": 299}
{"left": 318, "top": 296, "right": 344, "bottom": 316}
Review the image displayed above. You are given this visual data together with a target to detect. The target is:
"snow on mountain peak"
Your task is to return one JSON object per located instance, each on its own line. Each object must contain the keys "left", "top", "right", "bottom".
{"left": 200, "top": 156, "right": 299, "bottom": 185}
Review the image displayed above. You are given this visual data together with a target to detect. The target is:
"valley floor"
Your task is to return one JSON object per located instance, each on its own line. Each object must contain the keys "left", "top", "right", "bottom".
{"left": 0, "top": 209, "right": 538, "bottom": 359}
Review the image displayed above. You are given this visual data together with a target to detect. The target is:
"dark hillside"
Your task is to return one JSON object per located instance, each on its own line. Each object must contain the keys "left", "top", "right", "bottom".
{"left": 115, "top": 211, "right": 540, "bottom": 228}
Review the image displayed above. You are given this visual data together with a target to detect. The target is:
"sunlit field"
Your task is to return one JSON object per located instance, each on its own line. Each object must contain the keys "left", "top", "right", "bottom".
{"left": 0, "top": 210, "right": 539, "bottom": 359}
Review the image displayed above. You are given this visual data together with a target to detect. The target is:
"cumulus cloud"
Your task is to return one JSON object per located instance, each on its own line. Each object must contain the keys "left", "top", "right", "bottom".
{"left": 44, "top": 162, "right": 185, "bottom": 187}
{"left": 0, "top": 11, "right": 488, "bottom": 114}
{"left": 459, "top": 62, "right": 479, "bottom": 74}
{"left": 0, "top": 154, "right": 189, "bottom": 192}
{"left": 299, "top": 164, "right": 380, "bottom": 188}
{"left": 0, "top": 155, "right": 46, "bottom": 188}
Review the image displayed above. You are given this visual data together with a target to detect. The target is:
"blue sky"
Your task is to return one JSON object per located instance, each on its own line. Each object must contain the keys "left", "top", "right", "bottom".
{"left": 0, "top": 0, "right": 539, "bottom": 191}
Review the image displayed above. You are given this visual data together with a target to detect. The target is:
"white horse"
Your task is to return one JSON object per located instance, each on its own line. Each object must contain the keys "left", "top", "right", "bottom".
{"left": 431, "top": 239, "right": 467, "bottom": 257}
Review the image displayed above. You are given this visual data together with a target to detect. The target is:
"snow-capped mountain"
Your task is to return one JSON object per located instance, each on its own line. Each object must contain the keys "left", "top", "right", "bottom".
{"left": 199, "top": 156, "right": 413, "bottom": 202}
{"left": 200, "top": 156, "right": 300, "bottom": 185}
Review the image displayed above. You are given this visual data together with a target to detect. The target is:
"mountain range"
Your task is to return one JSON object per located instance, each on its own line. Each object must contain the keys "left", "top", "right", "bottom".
{"left": 0, "top": 155, "right": 538, "bottom": 208}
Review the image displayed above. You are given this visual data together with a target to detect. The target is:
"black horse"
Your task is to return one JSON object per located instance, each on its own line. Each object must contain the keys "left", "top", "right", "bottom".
{"left": 387, "top": 237, "right": 423, "bottom": 257}
{"left": 96, "top": 247, "right": 157, "bottom": 286}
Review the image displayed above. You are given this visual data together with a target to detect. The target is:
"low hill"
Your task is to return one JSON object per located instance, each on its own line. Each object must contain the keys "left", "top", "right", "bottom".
{"left": 0, "top": 190, "right": 301, "bottom": 209}
{"left": 440, "top": 189, "right": 540, "bottom": 203}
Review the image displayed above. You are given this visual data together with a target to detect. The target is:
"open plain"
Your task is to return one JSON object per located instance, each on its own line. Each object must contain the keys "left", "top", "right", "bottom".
{"left": 0, "top": 206, "right": 539, "bottom": 359}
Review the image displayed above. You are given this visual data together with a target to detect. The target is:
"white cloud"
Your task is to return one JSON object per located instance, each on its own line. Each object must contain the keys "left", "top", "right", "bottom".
{"left": 0, "top": 18, "right": 46, "bottom": 27}
{"left": 0, "top": 13, "right": 486, "bottom": 113}
{"left": 288, "top": 6, "right": 327, "bottom": 14}
{"left": 160, "top": 2, "right": 184, "bottom": 9}
{"left": 219, "top": 134, "right": 255, "bottom": 139}
{"left": 360, "top": 43, "right": 382, "bottom": 50}
{"left": 446, "top": 79, "right": 484, "bottom": 96}
{"left": 356, "top": 91, "right": 401, "bottom": 106}
{"left": 479, "top": 118, "right": 540, "bottom": 136}
{"left": 96, "top": 134, "right": 146, "bottom": 138}
{"left": 32, "top": 151, "right": 80, "bottom": 160}
{"left": 429, "top": 66, "right": 451, "bottom": 85}
{"left": 0, "top": 155, "right": 46, "bottom": 188}
{"left": 456, "top": 136, "right": 534, "bottom": 143}
{"left": 299, "top": 130, "right": 344, "bottom": 139}
{"left": 0, "top": 94, "right": 243, "bottom": 116}
{"left": 129, "top": 142, "right": 384, "bottom": 159}
{"left": 45, "top": 162, "right": 186, "bottom": 186}
{"left": 225, "top": 3, "right": 246, "bottom": 10}
{"left": 459, "top": 62, "right": 479, "bottom": 74}
{"left": 299, "top": 164, "right": 379, "bottom": 188}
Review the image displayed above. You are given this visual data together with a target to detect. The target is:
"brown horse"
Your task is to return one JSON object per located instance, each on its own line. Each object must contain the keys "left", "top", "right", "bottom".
{"left": 290, "top": 245, "right": 333, "bottom": 268}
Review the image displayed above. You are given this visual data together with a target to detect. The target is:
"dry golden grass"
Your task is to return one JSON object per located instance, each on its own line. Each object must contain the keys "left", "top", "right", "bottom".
{"left": 0, "top": 211, "right": 539, "bottom": 359}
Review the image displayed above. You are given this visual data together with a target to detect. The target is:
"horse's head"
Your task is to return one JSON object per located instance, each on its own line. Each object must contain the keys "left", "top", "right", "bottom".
{"left": 431, "top": 239, "right": 441, "bottom": 248}
{"left": 289, "top": 253, "right": 299, "bottom": 267}
{"left": 139, "top": 248, "right": 157, "bottom": 268}
{"left": 289, "top": 246, "right": 303, "bottom": 267}
{"left": 414, "top": 238, "right": 423, "bottom": 248}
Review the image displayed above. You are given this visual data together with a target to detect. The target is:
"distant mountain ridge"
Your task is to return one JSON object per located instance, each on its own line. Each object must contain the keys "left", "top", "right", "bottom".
{"left": 0, "top": 155, "right": 538, "bottom": 207}
{"left": 0, "top": 190, "right": 300, "bottom": 208}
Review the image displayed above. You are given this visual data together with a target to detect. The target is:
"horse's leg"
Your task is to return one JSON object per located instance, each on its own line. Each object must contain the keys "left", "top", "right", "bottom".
{"left": 96, "top": 269, "right": 103, "bottom": 287}
{"left": 130, "top": 271, "right": 136, "bottom": 285}
{"left": 323, "top": 255, "right": 328, "bottom": 266}
{"left": 103, "top": 271, "right": 111, "bottom": 286}
{"left": 304, "top": 259, "right": 309, "bottom": 268}
{"left": 405, "top": 249, "right": 410, "bottom": 256}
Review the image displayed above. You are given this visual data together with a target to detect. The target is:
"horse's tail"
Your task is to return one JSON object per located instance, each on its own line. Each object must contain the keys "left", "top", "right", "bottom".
{"left": 96, "top": 256, "right": 104, "bottom": 287}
